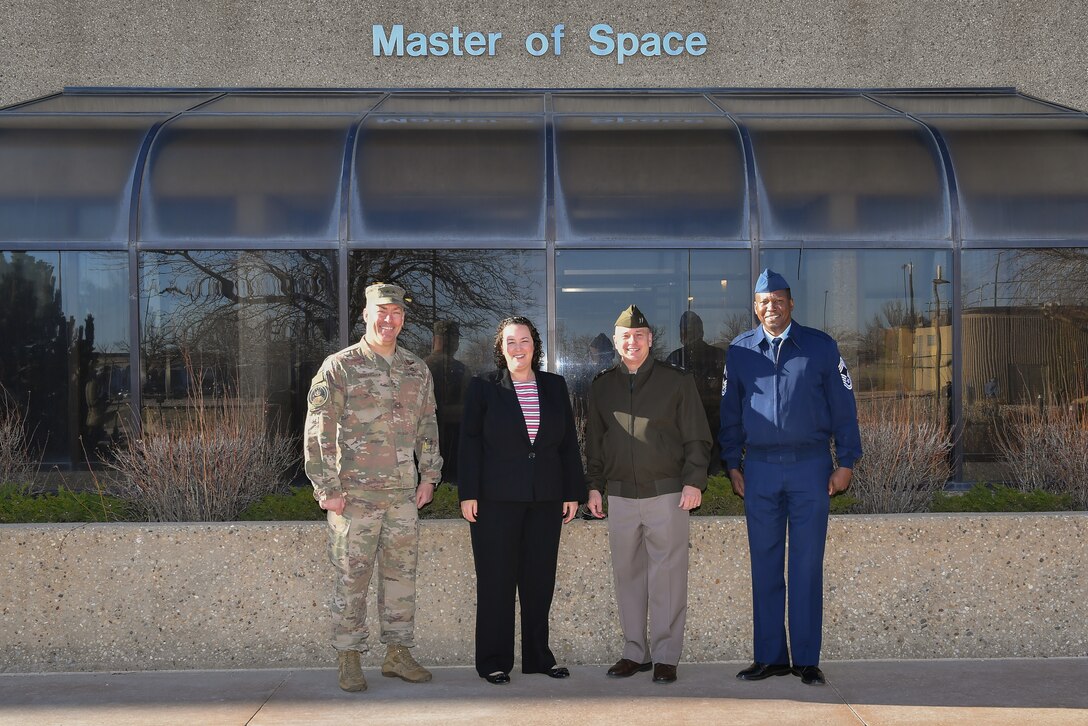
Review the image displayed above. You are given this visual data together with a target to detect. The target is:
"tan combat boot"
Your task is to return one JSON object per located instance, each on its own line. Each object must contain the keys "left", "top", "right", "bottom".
{"left": 381, "top": 643, "right": 432, "bottom": 682}
{"left": 337, "top": 650, "right": 367, "bottom": 692}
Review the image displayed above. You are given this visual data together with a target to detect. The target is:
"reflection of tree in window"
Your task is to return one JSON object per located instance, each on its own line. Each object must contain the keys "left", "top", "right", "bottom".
{"left": 0, "top": 252, "right": 129, "bottom": 464}
{"left": 0, "top": 253, "right": 67, "bottom": 458}
{"left": 139, "top": 250, "right": 337, "bottom": 438}
{"left": 348, "top": 249, "right": 544, "bottom": 361}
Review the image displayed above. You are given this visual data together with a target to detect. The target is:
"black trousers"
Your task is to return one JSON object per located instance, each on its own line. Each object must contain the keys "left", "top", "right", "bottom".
{"left": 469, "top": 499, "right": 564, "bottom": 676}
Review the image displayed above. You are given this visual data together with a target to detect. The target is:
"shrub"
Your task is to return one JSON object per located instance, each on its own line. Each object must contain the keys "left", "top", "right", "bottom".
{"left": 421, "top": 483, "right": 462, "bottom": 519}
{"left": 0, "top": 482, "right": 131, "bottom": 523}
{"left": 109, "top": 368, "right": 298, "bottom": 522}
{"left": 848, "top": 397, "right": 951, "bottom": 514}
{"left": 931, "top": 483, "right": 1074, "bottom": 513}
{"left": 993, "top": 401, "right": 1088, "bottom": 509}
{"left": 239, "top": 485, "right": 324, "bottom": 521}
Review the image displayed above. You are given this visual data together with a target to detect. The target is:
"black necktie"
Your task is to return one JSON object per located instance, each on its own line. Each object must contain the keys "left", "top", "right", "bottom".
{"left": 772, "top": 336, "right": 782, "bottom": 364}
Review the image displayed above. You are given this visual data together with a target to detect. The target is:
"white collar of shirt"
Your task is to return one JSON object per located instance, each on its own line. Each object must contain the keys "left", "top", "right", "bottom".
{"left": 763, "top": 323, "right": 792, "bottom": 345}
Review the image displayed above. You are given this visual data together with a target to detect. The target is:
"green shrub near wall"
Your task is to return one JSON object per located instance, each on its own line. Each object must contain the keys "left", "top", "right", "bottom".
{"left": 1, "top": 479, "right": 1078, "bottom": 523}
{"left": 931, "top": 483, "right": 1075, "bottom": 512}
{"left": 0, "top": 483, "right": 132, "bottom": 523}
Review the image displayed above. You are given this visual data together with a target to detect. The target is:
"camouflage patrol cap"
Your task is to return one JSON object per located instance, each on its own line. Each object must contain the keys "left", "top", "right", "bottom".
{"left": 615, "top": 304, "right": 650, "bottom": 329}
{"left": 365, "top": 282, "right": 406, "bottom": 307}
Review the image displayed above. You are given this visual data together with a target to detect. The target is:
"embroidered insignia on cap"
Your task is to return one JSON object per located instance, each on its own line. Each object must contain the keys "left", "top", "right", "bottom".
{"left": 308, "top": 383, "right": 330, "bottom": 411}
{"left": 838, "top": 357, "right": 853, "bottom": 390}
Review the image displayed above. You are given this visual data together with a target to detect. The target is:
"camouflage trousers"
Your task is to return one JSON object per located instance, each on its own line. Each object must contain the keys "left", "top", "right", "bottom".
{"left": 327, "top": 488, "right": 419, "bottom": 652}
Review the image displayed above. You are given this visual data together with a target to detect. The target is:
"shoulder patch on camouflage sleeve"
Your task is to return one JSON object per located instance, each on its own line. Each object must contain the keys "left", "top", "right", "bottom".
{"left": 307, "top": 382, "right": 331, "bottom": 411}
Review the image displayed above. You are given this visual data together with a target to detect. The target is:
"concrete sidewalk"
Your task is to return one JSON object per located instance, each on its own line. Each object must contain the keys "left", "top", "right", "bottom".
{"left": 1, "top": 659, "right": 1085, "bottom": 726}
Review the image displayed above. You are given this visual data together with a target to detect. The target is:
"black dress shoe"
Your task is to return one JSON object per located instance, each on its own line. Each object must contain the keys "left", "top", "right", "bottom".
{"left": 606, "top": 658, "right": 653, "bottom": 677}
{"left": 652, "top": 663, "right": 677, "bottom": 683}
{"left": 483, "top": 671, "right": 510, "bottom": 684}
{"left": 544, "top": 666, "right": 570, "bottom": 679}
{"left": 795, "top": 665, "right": 826, "bottom": 685}
{"left": 736, "top": 662, "right": 794, "bottom": 680}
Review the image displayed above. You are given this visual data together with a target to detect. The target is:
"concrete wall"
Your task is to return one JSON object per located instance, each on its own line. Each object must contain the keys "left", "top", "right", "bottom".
{"left": 1, "top": 513, "right": 1085, "bottom": 673}
{"left": 2, "top": 1, "right": 1087, "bottom": 110}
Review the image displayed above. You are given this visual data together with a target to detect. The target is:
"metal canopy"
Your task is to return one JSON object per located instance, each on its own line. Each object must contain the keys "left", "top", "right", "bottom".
{"left": 1, "top": 87, "right": 1085, "bottom": 246}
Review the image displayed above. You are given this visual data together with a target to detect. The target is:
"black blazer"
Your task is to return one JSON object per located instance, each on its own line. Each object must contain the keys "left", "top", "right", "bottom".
{"left": 457, "top": 369, "right": 587, "bottom": 503}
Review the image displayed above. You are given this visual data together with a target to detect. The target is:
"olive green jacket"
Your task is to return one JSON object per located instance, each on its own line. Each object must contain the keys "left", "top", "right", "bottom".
{"left": 585, "top": 358, "right": 711, "bottom": 498}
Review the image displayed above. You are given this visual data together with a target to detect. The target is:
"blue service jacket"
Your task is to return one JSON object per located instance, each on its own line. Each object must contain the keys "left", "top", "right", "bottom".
{"left": 719, "top": 322, "right": 862, "bottom": 472}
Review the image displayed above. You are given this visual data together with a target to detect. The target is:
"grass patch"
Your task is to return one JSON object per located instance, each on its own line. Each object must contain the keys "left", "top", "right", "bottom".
{"left": 931, "top": 483, "right": 1074, "bottom": 513}
{"left": 0, "top": 482, "right": 132, "bottom": 523}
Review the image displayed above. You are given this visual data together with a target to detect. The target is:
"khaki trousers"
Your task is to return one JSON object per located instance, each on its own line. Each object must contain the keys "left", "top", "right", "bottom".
{"left": 606, "top": 492, "right": 690, "bottom": 666}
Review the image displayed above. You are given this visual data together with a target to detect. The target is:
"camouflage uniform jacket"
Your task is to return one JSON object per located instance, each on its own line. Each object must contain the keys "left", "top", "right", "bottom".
{"left": 304, "top": 338, "right": 443, "bottom": 500}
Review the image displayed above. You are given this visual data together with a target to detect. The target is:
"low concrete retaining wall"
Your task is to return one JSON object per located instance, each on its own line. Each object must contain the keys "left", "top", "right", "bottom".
{"left": 2, "top": 514, "right": 1085, "bottom": 672}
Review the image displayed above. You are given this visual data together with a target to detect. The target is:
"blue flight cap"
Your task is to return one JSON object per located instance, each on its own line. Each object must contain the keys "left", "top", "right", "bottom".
{"left": 754, "top": 268, "right": 790, "bottom": 294}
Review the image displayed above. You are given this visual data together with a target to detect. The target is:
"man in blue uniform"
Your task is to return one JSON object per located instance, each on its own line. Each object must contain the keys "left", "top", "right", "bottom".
{"left": 719, "top": 269, "right": 862, "bottom": 686}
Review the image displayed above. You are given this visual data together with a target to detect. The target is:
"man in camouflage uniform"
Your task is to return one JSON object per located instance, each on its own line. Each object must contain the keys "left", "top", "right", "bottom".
{"left": 305, "top": 282, "right": 443, "bottom": 693}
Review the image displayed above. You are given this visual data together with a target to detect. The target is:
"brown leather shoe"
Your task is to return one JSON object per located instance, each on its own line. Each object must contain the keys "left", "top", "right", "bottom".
{"left": 606, "top": 658, "right": 652, "bottom": 677}
{"left": 652, "top": 663, "right": 677, "bottom": 683}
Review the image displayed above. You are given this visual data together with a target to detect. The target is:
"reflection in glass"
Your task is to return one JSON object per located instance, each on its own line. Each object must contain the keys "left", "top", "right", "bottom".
{"left": 555, "top": 249, "right": 751, "bottom": 467}
{"left": 961, "top": 249, "right": 1088, "bottom": 479}
{"left": 141, "top": 116, "right": 354, "bottom": 241}
{"left": 745, "top": 117, "right": 949, "bottom": 242}
{"left": 139, "top": 250, "right": 337, "bottom": 440}
{"left": 761, "top": 249, "right": 954, "bottom": 431}
{"left": 348, "top": 249, "right": 546, "bottom": 483}
{"left": 0, "top": 115, "right": 163, "bottom": 242}
{"left": 929, "top": 118, "right": 1088, "bottom": 241}
{"left": 554, "top": 117, "right": 747, "bottom": 242}
{"left": 0, "top": 251, "right": 129, "bottom": 465}
{"left": 353, "top": 117, "right": 546, "bottom": 241}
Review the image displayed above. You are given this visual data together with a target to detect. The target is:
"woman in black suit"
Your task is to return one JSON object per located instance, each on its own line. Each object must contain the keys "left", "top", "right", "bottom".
{"left": 458, "top": 316, "right": 587, "bottom": 684}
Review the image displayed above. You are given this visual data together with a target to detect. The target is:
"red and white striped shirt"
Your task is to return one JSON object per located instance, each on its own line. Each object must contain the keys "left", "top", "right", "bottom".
{"left": 512, "top": 378, "right": 540, "bottom": 444}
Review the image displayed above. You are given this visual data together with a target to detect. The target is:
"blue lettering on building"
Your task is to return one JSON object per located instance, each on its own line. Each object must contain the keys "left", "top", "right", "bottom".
{"left": 372, "top": 23, "right": 707, "bottom": 62}
{"left": 372, "top": 24, "right": 503, "bottom": 57}
{"left": 588, "top": 23, "right": 707, "bottom": 64}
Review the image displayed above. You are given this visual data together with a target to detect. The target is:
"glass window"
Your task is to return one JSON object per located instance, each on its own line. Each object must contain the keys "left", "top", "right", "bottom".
{"left": 140, "top": 115, "right": 356, "bottom": 242}
{"left": 714, "top": 93, "right": 890, "bottom": 115}
{"left": 348, "top": 248, "right": 546, "bottom": 484}
{"left": 139, "top": 250, "right": 338, "bottom": 439}
{"left": 929, "top": 117, "right": 1088, "bottom": 242}
{"left": 554, "top": 117, "right": 747, "bottom": 242}
{"left": 196, "top": 93, "right": 382, "bottom": 114}
{"left": 760, "top": 248, "right": 954, "bottom": 434}
{"left": 352, "top": 117, "right": 546, "bottom": 242}
{"left": 555, "top": 248, "right": 751, "bottom": 466}
{"left": 874, "top": 93, "right": 1067, "bottom": 115}
{"left": 744, "top": 117, "right": 950, "bottom": 242}
{"left": 0, "top": 115, "right": 164, "bottom": 242}
{"left": 552, "top": 94, "right": 719, "bottom": 114}
{"left": 4, "top": 93, "right": 214, "bottom": 114}
{"left": 373, "top": 94, "right": 543, "bottom": 115}
{"left": 0, "top": 251, "right": 129, "bottom": 465}
{"left": 960, "top": 248, "right": 1088, "bottom": 479}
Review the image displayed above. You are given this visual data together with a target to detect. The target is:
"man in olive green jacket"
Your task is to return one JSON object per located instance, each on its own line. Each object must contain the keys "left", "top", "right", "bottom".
{"left": 585, "top": 304, "right": 711, "bottom": 685}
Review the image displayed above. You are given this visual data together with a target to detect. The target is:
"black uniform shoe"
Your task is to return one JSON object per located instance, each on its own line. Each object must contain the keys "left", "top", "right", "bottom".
{"left": 736, "top": 662, "right": 794, "bottom": 680}
{"left": 483, "top": 671, "right": 510, "bottom": 684}
{"left": 607, "top": 658, "right": 653, "bottom": 677}
{"left": 652, "top": 664, "right": 677, "bottom": 683}
{"left": 795, "top": 665, "right": 826, "bottom": 685}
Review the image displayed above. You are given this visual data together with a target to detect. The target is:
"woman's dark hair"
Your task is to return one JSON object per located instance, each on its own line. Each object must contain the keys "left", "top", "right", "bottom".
{"left": 493, "top": 316, "right": 544, "bottom": 372}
